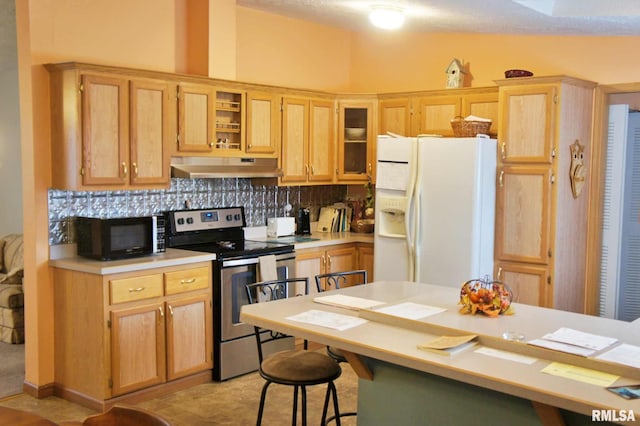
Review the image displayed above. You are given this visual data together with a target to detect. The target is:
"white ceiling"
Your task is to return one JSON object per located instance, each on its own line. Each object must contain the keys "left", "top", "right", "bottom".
{"left": 237, "top": 0, "right": 640, "bottom": 35}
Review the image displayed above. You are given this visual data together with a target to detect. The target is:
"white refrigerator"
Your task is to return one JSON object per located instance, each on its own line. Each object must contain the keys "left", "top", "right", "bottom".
{"left": 373, "top": 135, "right": 497, "bottom": 288}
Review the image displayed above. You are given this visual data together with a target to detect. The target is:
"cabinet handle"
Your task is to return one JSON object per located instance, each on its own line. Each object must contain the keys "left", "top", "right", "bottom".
{"left": 368, "top": 163, "right": 372, "bottom": 174}
{"left": 121, "top": 162, "right": 128, "bottom": 177}
{"left": 208, "top": 141, "right": 215, "bottom": 148}
{"left": 158, "top": 306, "right": 164, "bottom": 317}
{"left": 248, "top": 143, "right": 253, "bottom": 149}
{"left": 180, "top": 278, "right": 196, "bottom": 284}
{"left": 128, "top": 287, "right": 145, "bottom": 293}
{"left": 499, "top": 170, "right": 504, "bottom": 187}
{"left": 497, "top": 267, "right": 502, "bottom": 280}
{"left": 327, "top": 254, "right": 331, "bottom": 269}
{"left": 501, "top": 143, "right": 506, "bottom": 160}
{"left": 168, "top": 305, "right": 174, "bottom": 317}
{"left": 321, "top": 255, "right": 326, "bottom": 267}
{"left": 132, "top": 162, "right": 138, "bottom": 177}
{"left": 310, "top": 165, "right": 315, "bottom": 175}
{"left": 305, "top": 164, "right": 309, "bottom": 176}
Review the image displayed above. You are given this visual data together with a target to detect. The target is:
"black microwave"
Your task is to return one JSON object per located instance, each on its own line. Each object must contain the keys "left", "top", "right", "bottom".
{"left": 76, "top": 215, "right": 165, "bottom": 261}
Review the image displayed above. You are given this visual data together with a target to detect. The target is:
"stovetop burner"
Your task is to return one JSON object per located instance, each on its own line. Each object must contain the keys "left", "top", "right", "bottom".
{"left": 165, "top": 207, "right": 294, "bottom": 259}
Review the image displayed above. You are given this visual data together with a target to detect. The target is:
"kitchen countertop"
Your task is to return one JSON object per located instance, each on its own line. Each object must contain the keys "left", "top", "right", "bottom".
{"left": 48, "top": 231, "right": 373, "bottom": 275}
{"left": 49, "top": 248, "right": 216, "bottom": 275}
{"left": 258, "top": 231, "right": 374, "bottom": 250}
{"left": 241, "top": 281, "right": 640, "bottom": 424}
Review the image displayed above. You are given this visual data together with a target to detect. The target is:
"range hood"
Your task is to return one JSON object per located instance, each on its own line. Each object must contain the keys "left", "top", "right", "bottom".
{"left": 171, "top": 157, "right": 282, "bottom": 179}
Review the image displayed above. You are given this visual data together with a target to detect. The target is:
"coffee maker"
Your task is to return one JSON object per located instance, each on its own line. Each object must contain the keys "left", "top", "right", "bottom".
{"left": 296, "top": 207, "right": 311, "bottom": 235}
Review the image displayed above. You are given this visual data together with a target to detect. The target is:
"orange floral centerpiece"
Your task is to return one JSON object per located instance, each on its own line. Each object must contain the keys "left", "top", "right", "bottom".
{"left": 459, "top": 277, "right": 513, "bottom": 317}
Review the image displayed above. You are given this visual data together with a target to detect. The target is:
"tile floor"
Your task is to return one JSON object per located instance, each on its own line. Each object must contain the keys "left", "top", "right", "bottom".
{"left": 0, "top": 362, "right": 359, "bottom": 425}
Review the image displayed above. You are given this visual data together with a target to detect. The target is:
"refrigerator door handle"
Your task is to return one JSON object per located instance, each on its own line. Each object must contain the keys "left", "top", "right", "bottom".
{"left": 405, "top": 140, "right": 420, "bottom": 282}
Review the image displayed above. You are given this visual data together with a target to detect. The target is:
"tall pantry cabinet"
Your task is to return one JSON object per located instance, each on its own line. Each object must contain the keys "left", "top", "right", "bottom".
{"left": 493, "top": 76, "right": 595, "bottom": 313}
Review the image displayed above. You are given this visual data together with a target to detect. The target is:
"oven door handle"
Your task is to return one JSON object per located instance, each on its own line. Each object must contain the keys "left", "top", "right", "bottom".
{"left": 221, "top": 254, "right": 295, "bottom": 268}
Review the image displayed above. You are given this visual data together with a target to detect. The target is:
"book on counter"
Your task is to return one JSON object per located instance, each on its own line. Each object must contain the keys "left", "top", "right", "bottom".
{"left": 418, "top": 334, "right": 478, "bottom": 357}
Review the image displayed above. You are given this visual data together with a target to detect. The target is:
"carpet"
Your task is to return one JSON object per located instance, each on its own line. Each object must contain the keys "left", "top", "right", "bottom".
{"left": 0, "top": 342, "right": 24, "bottom": 399}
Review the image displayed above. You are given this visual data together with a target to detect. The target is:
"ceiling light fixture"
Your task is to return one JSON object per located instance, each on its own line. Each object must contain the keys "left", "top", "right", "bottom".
{"left": 369, "top": 6, "right": 406, "bottom": 30}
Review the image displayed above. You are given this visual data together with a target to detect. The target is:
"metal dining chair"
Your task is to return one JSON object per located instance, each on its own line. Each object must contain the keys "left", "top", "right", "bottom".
{"left": 314, "top": 270, "right": 368, "bottom": 423}
{"left": 315, "top": 269, "right": 368, "bottom": 293}
{"left": 245, "top": 277, "right": 342, "bottom": 426}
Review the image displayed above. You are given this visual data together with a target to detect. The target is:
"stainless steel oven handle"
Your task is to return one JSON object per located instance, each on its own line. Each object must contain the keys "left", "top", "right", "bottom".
{"left": 221, "top": 254, "right": 296, "bottom": 268}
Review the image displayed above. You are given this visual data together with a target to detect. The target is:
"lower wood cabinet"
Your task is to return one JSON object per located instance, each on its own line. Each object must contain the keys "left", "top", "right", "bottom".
{"left": 295, "top": 242, "right": 374, "bottom": 292}
{"left": 53, "top": 262, "right": 213, "bottom": 410}
{"left": 357, "top": 243, "right": 374, "bottom": 282}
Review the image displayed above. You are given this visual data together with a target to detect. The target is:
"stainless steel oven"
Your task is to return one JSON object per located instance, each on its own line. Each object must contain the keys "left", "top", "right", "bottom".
{"left": 217, "top": 251, "right": 297, "bottom": 380}
{"left": 165, "top": 207, "right": 297, "bottom": 381}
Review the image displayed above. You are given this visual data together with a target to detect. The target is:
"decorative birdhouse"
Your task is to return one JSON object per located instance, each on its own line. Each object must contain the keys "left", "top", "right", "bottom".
{"left": 446, "top": 58, "right": 465, "bottom": 89}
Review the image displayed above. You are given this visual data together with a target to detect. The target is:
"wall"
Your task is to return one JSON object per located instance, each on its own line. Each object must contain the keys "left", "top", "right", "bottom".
{"left": 17, "top": 0, "right": 640, "bottom": 391}
{"left": 348, "top": 32, "right": 640, "bottom": 92}
{"left": 0, "top": 68, "right": 22, "bottom": 236}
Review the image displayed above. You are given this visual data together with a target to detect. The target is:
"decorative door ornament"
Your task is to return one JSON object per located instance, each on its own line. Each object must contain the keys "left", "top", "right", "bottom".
{"left": 569, "top": 139, "right": 586, "bottom": 199}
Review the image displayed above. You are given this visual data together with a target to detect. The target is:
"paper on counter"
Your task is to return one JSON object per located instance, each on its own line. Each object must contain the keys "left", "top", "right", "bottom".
{"left": 595, "top": 343, "right": 640, "bottom": 368}
{"left": 475, "top": 347, "right": 538, "bottom": 365}
{"left": 540, "top": 327, "right": 618, "bottom": 351}
{"left": 286, "top": 309, "right": 368, "bottom": 331}
{"left": 528, "top": 327, "right": 618, "bottom": 356}
{"left": 373, "top": 302, "right": 446, "bottom": 320}
{"left": 528, "top": 339, "right": 597, "bottom": 357}
{"left": 541, "top": 362, "right": 619, "bottom": 387}
{"left": 313, "top": 294, "right": 385, "bottom": 311}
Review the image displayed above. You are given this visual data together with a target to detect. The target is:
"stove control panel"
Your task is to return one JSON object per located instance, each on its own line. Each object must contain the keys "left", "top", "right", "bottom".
{"left": 170, "top": 207, "right": 244, "bottom": 233}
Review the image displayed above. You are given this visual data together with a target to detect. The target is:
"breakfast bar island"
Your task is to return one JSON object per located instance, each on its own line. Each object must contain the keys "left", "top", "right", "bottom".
{"left": 240, "top": 281, "right": 640, "bottom": 425}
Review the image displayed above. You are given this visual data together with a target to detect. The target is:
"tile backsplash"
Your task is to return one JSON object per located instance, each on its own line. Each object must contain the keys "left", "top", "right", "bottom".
{"left": 48, "top": 178, "right": 347, "bottom": 245}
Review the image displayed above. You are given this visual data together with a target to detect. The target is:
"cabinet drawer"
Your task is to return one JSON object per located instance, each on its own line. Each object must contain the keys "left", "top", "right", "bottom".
{"left": 110, "top": 274, "right": 163, "bottom": 304}
{"left": 165, "top": 266, "right": 210, "bottom": 295}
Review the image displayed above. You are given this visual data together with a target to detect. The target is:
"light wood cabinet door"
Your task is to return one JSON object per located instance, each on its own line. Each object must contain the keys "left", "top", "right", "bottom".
{"left": 110, "top": 303, "right": 166, "bottom": 396}
{"left": 495, "top": 165, "right": 552, "bottom": 265}
{"left": 462, "top": 92, "right": 499, "bottom": 137}
{"left": 296, "top": 250, "right": 324, "bottom": 294}
{"left": 414, "top": 95, "right": 461, "bottom": 136}
{"left": 281, "top": 96, "right": 309, "bottom": 183}
{"left": 326, "top": 246, "right": 358, "bottom": 276}
{"left": 129, "top": 79, "right": 172, "bottom": 185}
{"left": 177, "top": 82, "right": 215, "bottom": 153}
{"left": 81, "top": 74, "right": 129, "bottom": 186}
{"left": 166, "top": 294, "right": 213, "bottom": 380}
{"left": 246, "top": 91, "right": 280, "bottom": 155}
{"left": 379, "top": 98, "right": 412, "bottom": 137}
{"left": 308, "top": 99, "right": 335, "bottom": 182}
{"left": 499, "top": 85, "right": 556, "bottom": 163}
{"left": 496, "top": 261, "right": 549, "bottom": 307}
{"left": 357, "top": 243, "right": 374, "bottom": 282}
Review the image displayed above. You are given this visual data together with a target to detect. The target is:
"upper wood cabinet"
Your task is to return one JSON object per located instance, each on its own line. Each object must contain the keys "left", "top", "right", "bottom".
{"left": 379, "top": 97, "right": 412, "bottom": 137}
{"left": 47, "top": 64, "right": 174, "bottom": 190}
{"left": 246, "top": 91, "right": 280, "bottom": 156}
{"left": 493, "top": 76, "right": 595, "bottom": 312}
{"left": 412, "top": 87, "right": 499, "bottom": 137}
{"left": 499, "top": 85, "right": 556, "bottom": 163}
{"left": 281, "top": 96, "right": 335, "bottom": 184}
{"left": 177, "top": 82, "right": 215, "bottom": 153}
{"left": 337, "top": 99, "right": 376, "bottom": 182}
{"left": 378, "top": 87, "right": 498, "bottom": 138}
{"left": 177, "top": 84, "right": 246, "bottom": 156}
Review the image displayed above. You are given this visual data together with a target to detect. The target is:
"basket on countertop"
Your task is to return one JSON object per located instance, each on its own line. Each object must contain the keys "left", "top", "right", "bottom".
{"left": 450, "top": 116, "right": 492, "bottom": 137}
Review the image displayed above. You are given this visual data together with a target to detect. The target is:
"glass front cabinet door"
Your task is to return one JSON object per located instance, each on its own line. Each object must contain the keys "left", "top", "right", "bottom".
{"left": 337, "top": 100, "right": 376, "bottom": 182}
